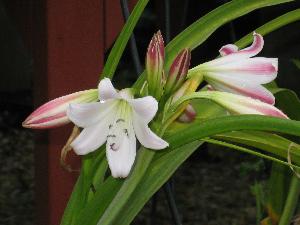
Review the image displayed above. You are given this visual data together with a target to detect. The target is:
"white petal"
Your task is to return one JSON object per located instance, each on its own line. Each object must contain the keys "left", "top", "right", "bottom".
{"left": 106, "top": 125, "right": 136, "bottom": 178}
{"left": 67, "top": 100, "right": 117, "bottom": 128}
{"left": 133, "top": 116, "right": 169, "bottom": 150}
{"left": 98, "top": 78, "right": 119, "bottom": 101}
{"left": 71, "top": 118, "right": 112, "bottom": 155}
{"left": 128, "top": 96, "right": 158, "bottom": 124}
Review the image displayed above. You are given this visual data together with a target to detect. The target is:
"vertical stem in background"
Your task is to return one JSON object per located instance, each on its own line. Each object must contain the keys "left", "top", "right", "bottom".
{"left": 120, "top": 0, "right": 143, "bottom": 75}
{"left": 278, "top": 175, "right": 300, "bottom": 225}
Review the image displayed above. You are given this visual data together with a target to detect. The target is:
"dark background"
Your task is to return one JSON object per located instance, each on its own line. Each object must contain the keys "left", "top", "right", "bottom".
{"left": 0, "top": 0, "right": 299, "bottom": 224}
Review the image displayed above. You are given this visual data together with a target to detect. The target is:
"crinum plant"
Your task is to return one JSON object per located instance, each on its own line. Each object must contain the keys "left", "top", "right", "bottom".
{"left": 23, "top": 0, "right": 300, "bottom": 225}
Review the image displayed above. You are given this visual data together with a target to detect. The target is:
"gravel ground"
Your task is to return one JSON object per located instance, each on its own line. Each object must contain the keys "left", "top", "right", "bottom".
{"left": 0, "top": 126, "right": 34, "bottom": 225}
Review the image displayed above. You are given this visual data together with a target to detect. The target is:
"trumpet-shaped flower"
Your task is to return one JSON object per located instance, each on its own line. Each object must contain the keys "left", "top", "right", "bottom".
{"left": 189, "top": 32, "right": 277, "bottom": 105}
{"left": 67, "top": 78, "right": 169, "bottom": 178}
{"left": 23, "top": 89, "right": 98, "bottom": 129}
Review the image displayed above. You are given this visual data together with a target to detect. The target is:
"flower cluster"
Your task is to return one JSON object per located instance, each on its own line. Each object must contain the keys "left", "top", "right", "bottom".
{"left": 23, "top": 31, "right": 287, "bottom": 178}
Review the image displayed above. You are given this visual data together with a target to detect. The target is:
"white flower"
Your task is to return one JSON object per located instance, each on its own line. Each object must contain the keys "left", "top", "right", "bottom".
{"left": 67, "top": 78, "right": 169, "bottom": 178}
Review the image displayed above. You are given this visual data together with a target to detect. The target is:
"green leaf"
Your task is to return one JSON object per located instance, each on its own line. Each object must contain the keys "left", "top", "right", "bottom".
{"left": 274, "top": 88, "right": 300, "bottom": 121}
{"left": 166, "top": 115, "right": 300, "bottom": 149}
{"left": 215, "top": 131, "right": 300, "bottom": 164}
{"left": 203, "top": 138, "right": 299, "bottom": 168}
{"left": 60, "top": 172, "right": 85, "bottom": 225}
{"left": 112, "top": 141, "right": 203, "bottom": 225}
{"left": 101, "top": 0, "right": 149, "bottom": 79}
{"left": 75, "top": 178, "right": 123, "bottom": 225}
{"left": 235, "top": 8, "right": 300, "bottom": 48}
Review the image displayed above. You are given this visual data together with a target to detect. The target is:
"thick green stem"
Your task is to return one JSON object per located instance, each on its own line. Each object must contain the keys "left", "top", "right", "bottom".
{"left": 278, "top": 174, "right": 300, "bottom": 225}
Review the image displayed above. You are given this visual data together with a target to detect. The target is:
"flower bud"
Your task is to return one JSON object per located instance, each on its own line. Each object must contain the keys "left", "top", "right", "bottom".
{"left": 22, "top": 89, "right": 98, "bottom": 129}
{"left": 165, "top": 48, "right": 191, "bottom": 96}
{"left": 146, "top": 31, "right": 165, "bottom": 100}
{"left": 178, "top": 104, "right": 196, "bottom": 123}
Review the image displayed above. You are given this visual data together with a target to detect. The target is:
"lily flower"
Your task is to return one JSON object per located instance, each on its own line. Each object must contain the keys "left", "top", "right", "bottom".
{"left": 22, "top": 89, "right": 98, "bottom": 129}
{"left": 67, "top": 78, "right": 169, "bottom": 178}
{"left": 189, "top": 32, "right": 278, "bottom": 105}
{"left": 198, "top": 91, "right": 288, "bottom": 119}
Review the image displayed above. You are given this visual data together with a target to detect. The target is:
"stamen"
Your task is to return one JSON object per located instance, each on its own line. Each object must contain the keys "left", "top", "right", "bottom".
{"left": 109, "top": 124, "right": 113, "bottom": 129}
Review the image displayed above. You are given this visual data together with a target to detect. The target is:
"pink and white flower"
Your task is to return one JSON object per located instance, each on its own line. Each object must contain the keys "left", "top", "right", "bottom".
{"left": 189, "top": 32, "right": 277, "bottom": 105}
{"left": 198, "top": 91, "right": 287, "bottom": 118}
{"left": 67, "top": 78, "right": 169, "bottom": 178}
{"left": 22, "top": 89, "right": 98, "bottom": 129}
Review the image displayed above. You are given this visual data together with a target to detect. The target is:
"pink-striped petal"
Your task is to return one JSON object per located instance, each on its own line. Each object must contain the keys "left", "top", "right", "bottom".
{"left": 205, "top": 57, "right": 278, "bottom": 84}
{"left": 23, "top": 89, "right": 98, "bottom": 129}
{"left": 199, "top": 32, "right": 264, "bottom": 68}
{"left": 219, "top": 44, "right": 238, "bottom": 56}
{"left": 205, "top": 91, "right": 287, "bottom": 119}
{"left": 206, "top": 75, "right": 275, "bottom": 105}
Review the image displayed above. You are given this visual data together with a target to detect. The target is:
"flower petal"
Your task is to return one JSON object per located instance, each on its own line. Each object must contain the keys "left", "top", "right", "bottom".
{"left": 98, "top": 78, "right": 119, "bottom": 101}
{"left": 200, "top": 32, "right": 264, "bottom": 68}
{"left": 106, "top": 125, "right": 136, "bottom": 178}
{"left": 128, "top": 96, "right": 158, "bottom": 124}
{"left": 219, "top": 44, "right": 238, "bottom": 56}
{"left": 206, "top": 75, "right": 275, "bottom": 105}
{"left": 207, "top": 91, "right": 288, "bottom": 118}
{"left": 67, "top": 100, "right": 117, "bottom": 128}
{"left": 133, "top": 116, "right": 169, "bottom": 150}
{"left": 22, "top": 89, "right": 98, "bottom": 129}
{"left": 205, "top": 57, "right": 278, "bottom": 84}
{"left": 238, "top": 32, "right": 264, "bottom": 57}
{"left": 71, "top": 118, "right": 111, "bottom": 155}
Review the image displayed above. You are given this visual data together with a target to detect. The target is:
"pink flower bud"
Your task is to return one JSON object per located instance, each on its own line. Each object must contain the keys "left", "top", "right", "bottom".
{"left": 165, "top": 48, "right": 191, "bottom": 95}
{"left": 22, "top": 89, "right": 98, "bottom": 129}
{"left": 146, "top": 31, "right": 165, "bottom": 99}
{"left": 178, "top": 104, "right": 196, "bottom": 123}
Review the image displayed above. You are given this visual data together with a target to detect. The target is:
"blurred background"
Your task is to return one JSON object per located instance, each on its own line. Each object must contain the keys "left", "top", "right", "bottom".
{"left": 0, "top": 0, "right": 299, "bottom": 224}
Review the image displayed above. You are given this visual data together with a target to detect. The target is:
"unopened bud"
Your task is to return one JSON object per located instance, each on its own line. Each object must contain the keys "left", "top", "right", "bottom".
{"left": 165, "top": 48, "right": 191, "bottom": 96}
{"left": 146, "top": 31, "right": 165, "bottom": 100}
{"left": 178, "top": 104, "right": 196, "bottom": 123}
{"left": 22, "top": 89, "right": 98, "bottom": 129}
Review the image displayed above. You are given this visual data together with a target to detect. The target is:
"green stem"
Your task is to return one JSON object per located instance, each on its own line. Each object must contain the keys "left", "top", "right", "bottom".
{"left": 278, "top": 174, "right": 300, "bottom": 225}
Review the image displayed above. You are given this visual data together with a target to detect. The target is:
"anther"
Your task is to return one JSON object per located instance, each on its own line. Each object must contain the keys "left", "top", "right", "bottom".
{"left": 110, "top": 143, "right": 118, "bottom": 151}
{"left": 124, "top": 129, "right": 129, "bottom": 137}
{"left": 116, "top": 118, "right": 125, "bottom": 123}
{"left": 107, "top": 134, "right": 116, "bottom": 138}
{"left": 109, "top": 124, "right": 113, "bottom": 129}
